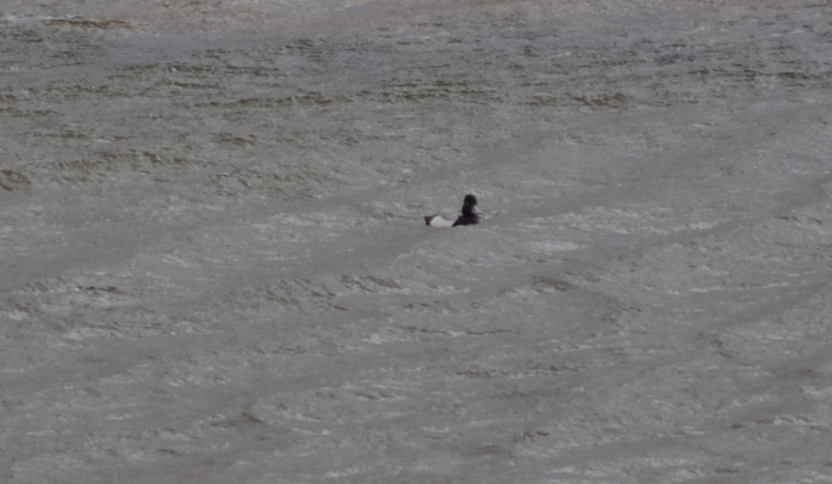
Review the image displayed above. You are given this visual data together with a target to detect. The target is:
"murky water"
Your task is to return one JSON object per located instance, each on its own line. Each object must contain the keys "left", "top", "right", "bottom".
{"left": 2, "top": 1, "right": 832, "bottom": 482}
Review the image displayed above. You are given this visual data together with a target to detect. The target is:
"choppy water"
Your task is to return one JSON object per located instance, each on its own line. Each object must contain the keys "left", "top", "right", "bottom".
{"left": 2, "top": 1, "right": 832, "bottom": 482}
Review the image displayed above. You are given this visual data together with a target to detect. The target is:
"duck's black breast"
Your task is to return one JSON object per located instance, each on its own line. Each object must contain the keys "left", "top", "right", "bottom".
{"left": 452, "top": 215, "right": 480, "bottom": 227}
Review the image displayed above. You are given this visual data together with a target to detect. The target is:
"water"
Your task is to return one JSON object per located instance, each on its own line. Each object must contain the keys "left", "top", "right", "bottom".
{"left": 2, "top": 1, "right": 832, "bottom": 482}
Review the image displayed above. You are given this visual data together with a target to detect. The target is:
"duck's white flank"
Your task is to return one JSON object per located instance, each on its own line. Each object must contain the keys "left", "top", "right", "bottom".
{"left": 426, "top": 215, "right": 454, "bottom": 228}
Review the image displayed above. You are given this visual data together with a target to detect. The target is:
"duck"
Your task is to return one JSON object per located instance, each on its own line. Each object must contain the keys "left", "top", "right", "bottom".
{"left": 424, "top": 194, "right": 482, "bottom": 227}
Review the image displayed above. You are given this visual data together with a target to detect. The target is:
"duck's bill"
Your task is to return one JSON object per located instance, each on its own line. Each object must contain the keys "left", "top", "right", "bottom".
{"left": 471, "top": 205, "right": 482, "bottom": 215}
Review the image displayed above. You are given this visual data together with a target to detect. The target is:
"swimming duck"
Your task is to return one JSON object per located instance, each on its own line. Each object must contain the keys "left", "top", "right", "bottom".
{"left": 424, "top": 194, "right": 482, "bottom": 227}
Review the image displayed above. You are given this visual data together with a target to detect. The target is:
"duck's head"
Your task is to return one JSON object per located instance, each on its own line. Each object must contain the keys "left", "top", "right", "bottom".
{"left": 462, "top": 194, "right": 481, "bottom": 217}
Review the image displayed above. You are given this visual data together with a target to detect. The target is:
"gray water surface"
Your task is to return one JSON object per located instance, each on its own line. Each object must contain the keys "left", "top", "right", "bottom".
{"left": 2, "top": 1, "right": 832, "bottom": 482}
